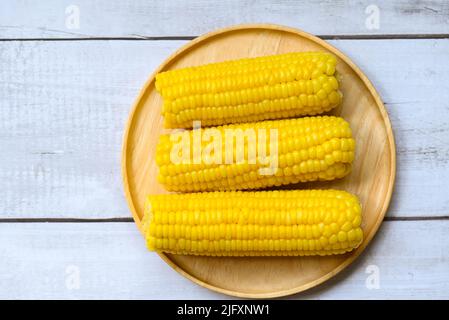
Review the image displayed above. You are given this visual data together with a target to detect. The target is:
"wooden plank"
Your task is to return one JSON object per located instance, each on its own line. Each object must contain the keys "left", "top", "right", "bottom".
{"left": 335, "top": 39, "right": 449, "bottom": 218}
{"left": 0, "top": 220, "right": 447, "bottom": 299}
{"left": 0, "top": 1, "right": 449, "bottom": 39}
{"left": 0, "top": 41, "right": 179, "bottom": 219}
{"left": 1, "top": 39, "right": 448, "bottom": 219}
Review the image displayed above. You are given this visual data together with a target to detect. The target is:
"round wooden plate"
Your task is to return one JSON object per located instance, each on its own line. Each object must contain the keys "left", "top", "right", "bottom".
{"left": 122, "top": 24, "right": 396, "bottom": 298}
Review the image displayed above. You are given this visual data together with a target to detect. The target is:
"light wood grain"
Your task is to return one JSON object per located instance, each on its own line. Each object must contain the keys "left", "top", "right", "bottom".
{"left": 0, "top": 0, "right": 447, "bottom": 302}
{"left": 0, "top": 220, "right": 448, "bottom": 299}
{"left": 1, "top": 38, "right": 448, "bottom": 219}
{"left": 122, "top": 24, "right": 395, "bottom": 298}
{"left": 1, "top": 0, "right": 448, "bottom": 39}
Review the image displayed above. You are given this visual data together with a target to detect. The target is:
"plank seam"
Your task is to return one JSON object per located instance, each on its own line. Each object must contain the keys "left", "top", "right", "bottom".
{"left": 1, "top": 34, "right": 449, "bottom": 41}
{"left": 384, "top": 216, "right": 449, "bottom": 221}
{"left": 0, "top": 218, "right": 135, "bottom": 223}
{"left": 0, "top": 216, "right": 448, "bottom": 223}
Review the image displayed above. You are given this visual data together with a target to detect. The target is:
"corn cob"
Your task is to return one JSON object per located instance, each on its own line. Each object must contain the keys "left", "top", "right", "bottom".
{"left": 143, "top": 190, "right": 363, "bottom": 256}
{"left": 156, "top": 52, "right": 342, "bottom": 128}
{"left": 156, "top": 116, "right": 355, "bottom": 192}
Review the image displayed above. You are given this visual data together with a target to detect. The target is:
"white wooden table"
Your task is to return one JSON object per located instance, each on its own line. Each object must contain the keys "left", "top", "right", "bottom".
{"left": 1, "top": 1, "right": 448, "bottom": 299}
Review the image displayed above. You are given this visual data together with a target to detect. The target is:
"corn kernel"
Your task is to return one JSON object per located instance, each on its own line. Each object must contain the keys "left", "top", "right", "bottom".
{"left": 156, "top": 52, "right": 342, "bottom": 128}
{"left": 144, "top": 190, "right": 363, "bottom": 256}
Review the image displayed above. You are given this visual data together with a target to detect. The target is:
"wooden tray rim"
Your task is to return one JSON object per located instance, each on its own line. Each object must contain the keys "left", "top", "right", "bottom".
{"left": 121, "top": 23, "right": 397, "bottom": 298}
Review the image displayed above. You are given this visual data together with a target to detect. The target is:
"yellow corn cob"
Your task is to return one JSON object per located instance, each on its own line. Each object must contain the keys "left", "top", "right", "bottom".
{"left": 156, "top": 116, "right": 355, "bottom": 192}
{"left": 156, "top": 52, "right": 342, "bottom": 128}
{"left": 143, "top": 190, "right": 363, "bottom": 256}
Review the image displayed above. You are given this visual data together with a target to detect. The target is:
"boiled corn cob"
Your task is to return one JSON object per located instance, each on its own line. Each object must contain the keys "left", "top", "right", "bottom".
{"left": 156, "top": 52, "right": 342, "bottom": 128}
{"left": 143, "top": 190, "right": 363, "bottom": 256}
{"left": 156, "top": 116, "right": 355, "bottom": 192}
